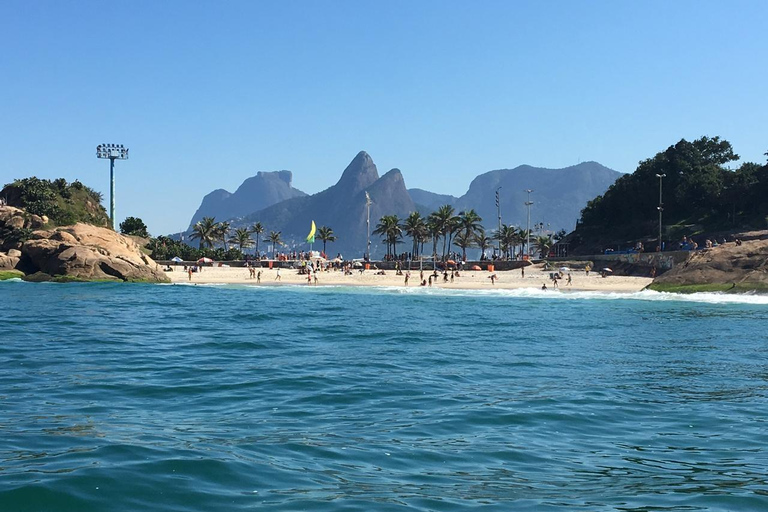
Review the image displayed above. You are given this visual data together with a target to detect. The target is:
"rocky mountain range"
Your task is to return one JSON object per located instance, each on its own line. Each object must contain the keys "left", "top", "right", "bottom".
{"left": 188, "top": 170, "right": 306, "bottom": 229}
{"left": 238, "top": 151, "right": 415, "bottom": 256}
{"left": 183, "top": 153, "right": 622, "bottom": 257}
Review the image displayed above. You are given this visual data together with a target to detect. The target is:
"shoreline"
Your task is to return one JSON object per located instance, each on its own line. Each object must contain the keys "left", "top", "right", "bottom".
{"left": 163, "top": 264, "right": 653, "bottom": 293}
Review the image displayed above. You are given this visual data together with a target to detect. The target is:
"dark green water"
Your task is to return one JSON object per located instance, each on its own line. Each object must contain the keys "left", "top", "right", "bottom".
{"left": 2, "top": 281, "right": 768, "bottom": 511}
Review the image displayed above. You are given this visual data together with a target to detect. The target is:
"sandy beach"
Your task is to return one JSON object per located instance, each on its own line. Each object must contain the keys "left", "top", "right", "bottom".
{"left": 164, "top": 263, "right": 652, "bottom": 292}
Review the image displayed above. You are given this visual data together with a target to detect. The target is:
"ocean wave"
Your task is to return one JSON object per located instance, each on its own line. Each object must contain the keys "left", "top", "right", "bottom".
{"left": 224, "top": 283, "right": 768, "bottom": 305}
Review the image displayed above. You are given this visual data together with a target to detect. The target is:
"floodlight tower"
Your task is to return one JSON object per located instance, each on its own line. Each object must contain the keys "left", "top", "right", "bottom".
{"left": 495, "top": 187, "right": 502, "bottom": 257}
{"left": 96, "top": 144, "right": 129, "bottom": 230}
{"left": 524, "top": 189, "right": 533, "bottom": 259}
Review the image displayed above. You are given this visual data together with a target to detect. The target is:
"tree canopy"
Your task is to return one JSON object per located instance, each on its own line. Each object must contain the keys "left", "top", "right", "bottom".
{"left": 1, "top": 177, "right": 108, "bottom": 227}
{"left": 119, "top": 216, "right": 149, "bottom": 238}
{"left": 573, "top": 136, "right": 768, "bottom": 251}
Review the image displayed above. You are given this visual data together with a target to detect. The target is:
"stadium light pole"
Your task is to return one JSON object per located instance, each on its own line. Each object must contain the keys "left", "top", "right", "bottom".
{"left": 96, "top": 144, "right": 129, "bottom": 230}
{"left": 524, "top": 189, "right": 533, "bottom": 259}
{"left": 495, "top": 186, "right": 502, "bottom": 258}
{"left": 656, "top": 173, "right": 666, "bottom": 252}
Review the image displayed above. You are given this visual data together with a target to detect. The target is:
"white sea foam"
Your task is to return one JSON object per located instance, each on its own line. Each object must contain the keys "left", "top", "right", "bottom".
{"left": 253, "top": 283, "right": 768, "bottom": 305}
{"left": 148, "top": 280, "right": 768, "bottom": 305}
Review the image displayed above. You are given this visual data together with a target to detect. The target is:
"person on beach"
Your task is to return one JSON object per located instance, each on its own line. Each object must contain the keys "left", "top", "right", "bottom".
{"left": 489, "top": 274, "right": 497, "bottom": 285}
{"left": 404, "top": 271, "right": 410, "bottom": 286}
{"left": 275, "top": 268, "right": 281, "bottom": 281}
{"left": 188, "top": 267, "right": 192, "bottom": 281}
{"left": 257, "top": 270, "right": 261, "bottom": 283}
{"left": 585, "top": 264, "right": 591, "bottom": 276}
{"left": 428, "top": 276, "right": 432, "bottom": 287}
{"left": 541, "top": 283, "right": 547, "bottom": 290}
{"left": 420, "top": 270, "right": 424, "bottom": 283}
{"left": 566, "top": 273, "right": 572, "bottom": 286}
{"left": 552, "top": 274, "right": 559, "bottom": 289}
{"left": 314, "top": 272, "right": 318, "bottom": 285}
{"left": 521, "top": 266, "right": 525, "bottom": 278}
{"left": 420, "top": 279, "right": 427, "bottom": 286}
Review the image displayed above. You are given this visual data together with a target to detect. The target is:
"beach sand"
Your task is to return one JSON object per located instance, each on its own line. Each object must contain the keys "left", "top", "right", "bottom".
{"left": 164, "top": 263, "right": 652, "bottom": 293}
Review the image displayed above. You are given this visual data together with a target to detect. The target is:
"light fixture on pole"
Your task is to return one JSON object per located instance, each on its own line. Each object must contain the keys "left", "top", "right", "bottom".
{"left": 495, "top": 186, "right": 502, "bottom": 258}
{"left": 365, "top": 191, "right": 372, "bottom": 261}
{"left": 656, "top": 173, "right": 666, "bottom": 252}
{"left": 96, "top": 144, "right": 129, "bottom": 230}
{"left": 524, "top": 189, "right": 533, "bottom": 259}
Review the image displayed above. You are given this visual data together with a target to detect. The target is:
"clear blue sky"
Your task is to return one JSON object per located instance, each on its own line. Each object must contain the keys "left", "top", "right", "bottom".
{"left": 1, "top": 1, "right": 765, "bottom": 235}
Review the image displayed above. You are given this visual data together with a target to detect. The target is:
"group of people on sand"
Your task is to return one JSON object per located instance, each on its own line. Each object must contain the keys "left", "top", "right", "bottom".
{"left": 541, "top": 271, "right": 572, "bottom": 290}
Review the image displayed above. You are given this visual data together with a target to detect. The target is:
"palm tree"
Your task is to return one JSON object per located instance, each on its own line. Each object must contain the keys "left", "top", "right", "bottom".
{"left": 494, "top": 224, "right": 514, "bottom": 259}
{"left": 373, "top": 215, "right": 402, "bottom": 258}
{"left": 431, "top": 204, "right": 457, "bottom": 260}
{"left": 452, "top": 231, "right": 475, "bottom": 261}
{"left": 216, "top": 221, "right": 231, "bottom": 250}
{"left": 456, "top": 209, "right": 483, "bottom": 261}
{"left": 534, "top": 234, "right": 554, "bottom": 259}
{"left": 250, "top": 222, "right": 265, "bottom": 255}
{"left": 229, "top": 227, "right": 253, "bottom": 253}
{"left": 317, "top": 226, "right": 337, "bottom": 256}
{"left": 403, "top": 211, "right": 428, "bottom": 258}
{"left": 190, "top": 217, "right": 218, "bottom": 249}
{"left": 268, "top": 231, "right": 283, "bottom": 257}
{"left": 426, "top": 214, "right": 441, "bottom": 261}
{"left": 475, "top": 228, "right": 494, "bottom": 260}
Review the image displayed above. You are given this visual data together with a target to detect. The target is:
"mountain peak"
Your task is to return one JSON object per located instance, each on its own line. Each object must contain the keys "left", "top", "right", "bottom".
{"left": 335, "top": 151, "right": 379, "bottom": 195}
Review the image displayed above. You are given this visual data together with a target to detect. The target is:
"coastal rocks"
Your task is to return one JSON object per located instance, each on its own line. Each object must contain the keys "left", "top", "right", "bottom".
{"left": 0, "top": 252, "right": 20, "bottom": 270}
{"left": 649, "top": 239, "right": 768, "bottom": 293}
{"left": 0, "top": 206, "right": 46, "bottom": 230}
{"left": 20, "top": 223, "right": 169, "bottom": 283}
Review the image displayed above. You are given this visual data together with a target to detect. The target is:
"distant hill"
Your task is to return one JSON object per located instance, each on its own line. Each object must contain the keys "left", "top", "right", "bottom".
{"left": 238, "top": 152, "right": 416, "bottom": 257}
{"left": 181, "top": 156, "right": 622, "bottom": 257}
{"left": 408, "top": 189, "right": 457, "bottom": 211}
{"left": 188, "top": 170, "right": 306, "bottom": 229}
{"left": 454, "top": 162, "right": 622, "bottom": 232}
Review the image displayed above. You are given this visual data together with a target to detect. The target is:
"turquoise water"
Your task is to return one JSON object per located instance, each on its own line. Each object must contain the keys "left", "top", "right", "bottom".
{"left": 2, "top": 281, "right": 768, "bottom": 511}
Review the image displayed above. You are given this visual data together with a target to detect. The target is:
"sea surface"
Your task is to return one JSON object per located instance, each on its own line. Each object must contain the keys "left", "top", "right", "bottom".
{"left": 1, "top": 280, "right": 768, "bottom": 511}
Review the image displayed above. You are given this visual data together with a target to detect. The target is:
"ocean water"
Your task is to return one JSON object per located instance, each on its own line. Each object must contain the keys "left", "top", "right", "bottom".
{"left": 1, "top": 281, "right": 768, "bottom": 511}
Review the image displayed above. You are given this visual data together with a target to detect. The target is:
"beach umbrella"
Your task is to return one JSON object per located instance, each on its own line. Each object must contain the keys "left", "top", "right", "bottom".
{"left": 559, "top": 266, "right": 570, "bottom": 273}
{"left": 447, "top": 259, "right": 456, "bottom": 265}
{"left": 602, "top": 267, "right": 613, "bottom": 272}
{"left": 471, "top": 265, "right": 482, "bottom": 270}
{"left": 353, "top": 261, "right": 363, "bottom": 268}
{"left": 197, "top": 257, "right": 214, "bottom": 263}
{"left": 170, "top": 256, "right": 183, "bottom": 263}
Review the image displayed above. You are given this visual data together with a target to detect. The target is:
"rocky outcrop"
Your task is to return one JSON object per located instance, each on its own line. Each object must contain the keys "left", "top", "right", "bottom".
{"left": 188, "top": 170, "right": 306, "bottom": 228}
{"left": 21, "top": 224, "right": 169, "bottom": 282}
{"left": 649, "top": 239, "right": 768, "bottom": 293}
{"left": 0, "top": 206, "right": 168, "bottom": 282}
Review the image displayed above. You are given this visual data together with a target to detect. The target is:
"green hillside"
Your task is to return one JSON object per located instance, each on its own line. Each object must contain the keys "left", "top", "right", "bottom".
{"left": 1, "top": 177, "right": 109, "bottom": 227}
{"left": 568, "top": 137, "right": 768, "bottom": 254}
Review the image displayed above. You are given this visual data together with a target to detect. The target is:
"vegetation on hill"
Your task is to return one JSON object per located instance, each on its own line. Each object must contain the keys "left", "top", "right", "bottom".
{"left": 119, "top": 216, "right": 149, "bottom": 238}
{"left": 1, "top": 177, "right": 109, "bottom": 227}
{"left": 569, "top": 137, "right": 768, "bottom": 253}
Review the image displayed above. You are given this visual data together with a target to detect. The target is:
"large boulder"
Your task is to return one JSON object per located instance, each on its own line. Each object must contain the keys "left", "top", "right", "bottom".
{"left": 649, "top": 239, "right": 768, "bottom": 293}
{"left": 0, "top": 205, "right": 46, "bottom": 229}
{"left": 21, "top": 223, "right": 169, "bottom": 283}
{"left": 0, "top": 252, "right": 20, "bottom": 270}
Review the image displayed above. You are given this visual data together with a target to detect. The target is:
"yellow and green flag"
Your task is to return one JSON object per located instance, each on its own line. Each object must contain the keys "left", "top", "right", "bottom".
{"left": 306, "top": 220, "right": 316, "bottom": 243}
